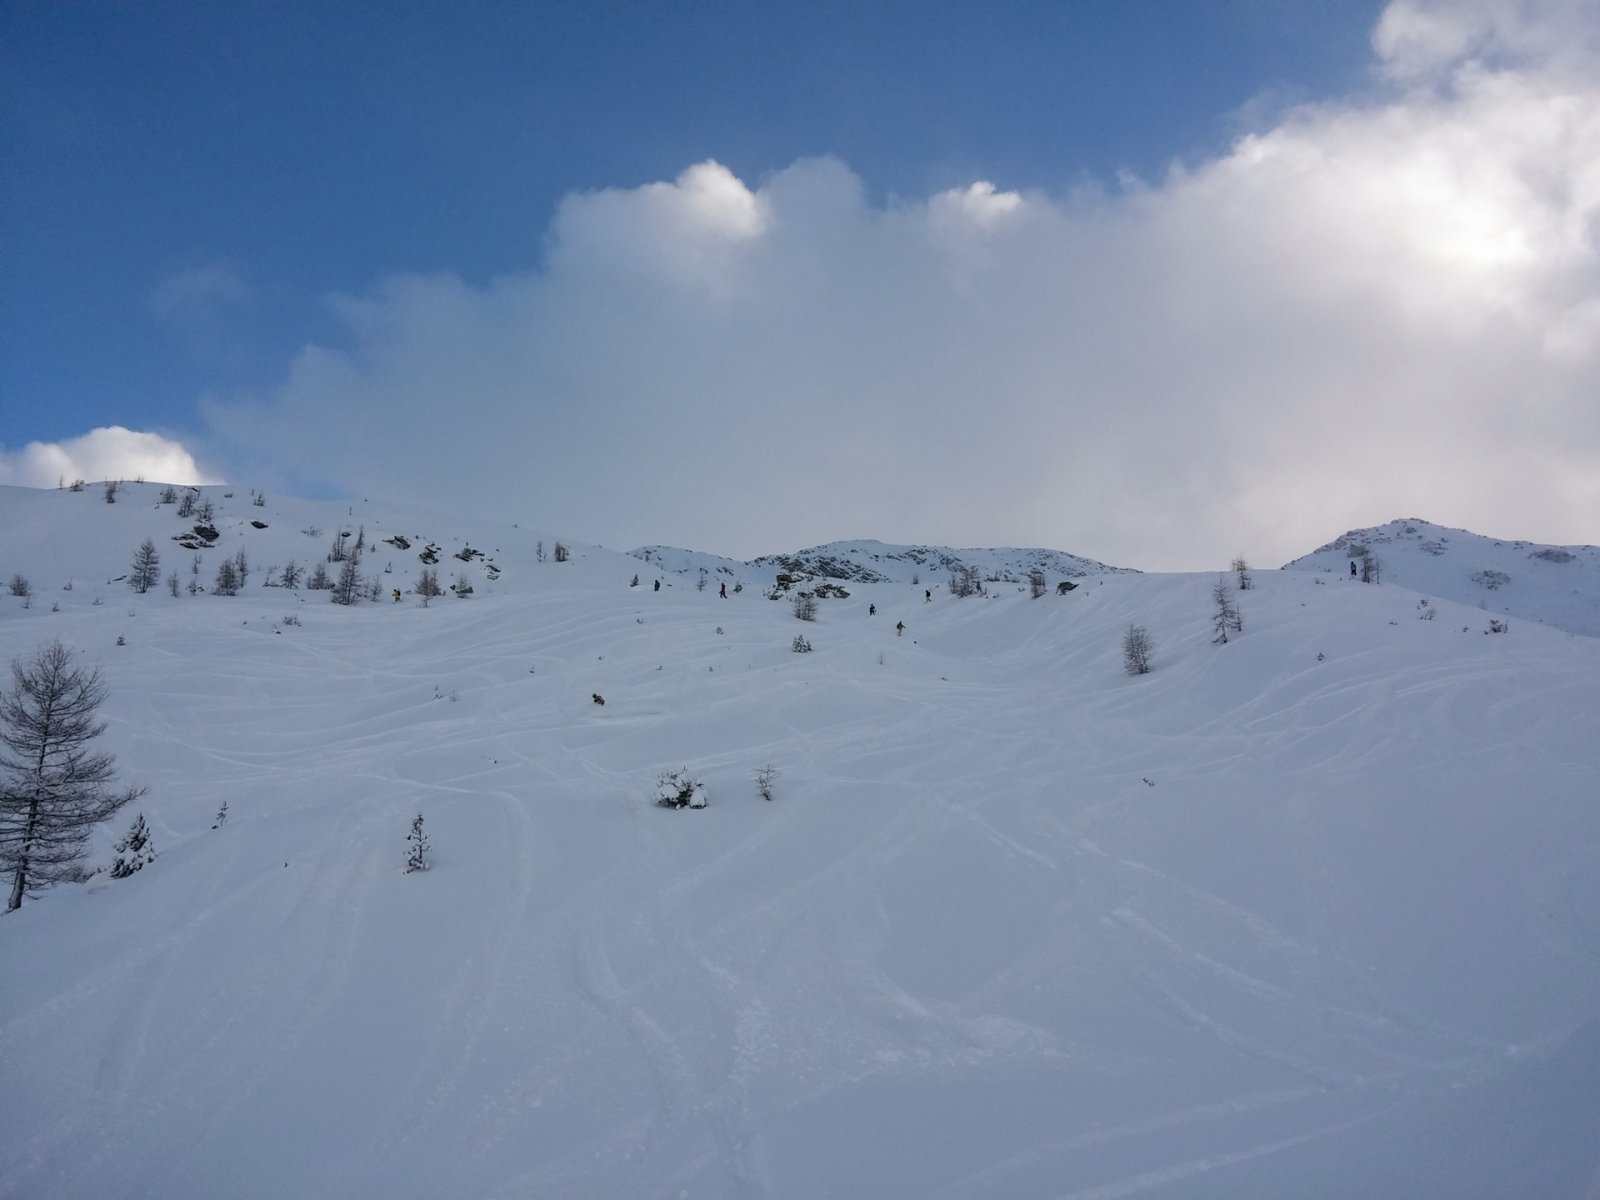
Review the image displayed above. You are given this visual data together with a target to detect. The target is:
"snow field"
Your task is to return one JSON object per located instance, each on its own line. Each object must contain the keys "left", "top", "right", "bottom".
{"left": 0, "top": 485, "right": 1597, "bottom": 1197}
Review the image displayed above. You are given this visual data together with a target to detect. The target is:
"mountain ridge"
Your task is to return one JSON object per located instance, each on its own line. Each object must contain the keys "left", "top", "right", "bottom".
{"left": 1283, "top": 516, "right": 1600, "bottom": 638}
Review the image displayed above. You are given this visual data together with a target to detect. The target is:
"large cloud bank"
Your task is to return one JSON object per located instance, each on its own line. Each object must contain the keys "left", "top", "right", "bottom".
{"left": 0, "top": 426, "right": 215, "bottom": 490}
{"left": 212, "top": 0, "right": 1600, "bottom": 568}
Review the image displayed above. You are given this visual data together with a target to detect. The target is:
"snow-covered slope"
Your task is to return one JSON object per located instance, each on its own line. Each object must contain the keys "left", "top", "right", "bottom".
{"left": 633, "top": 537, "right": 1132, "bottom": 587}
{"left": 2, "top": 487, "right": 1598, "bottom": 1198}
{"left": 1284, "top": 517, "right": 1600, "bottom": 638}
{"left": 0, "top": 481, "right": 633, "bottom": 602}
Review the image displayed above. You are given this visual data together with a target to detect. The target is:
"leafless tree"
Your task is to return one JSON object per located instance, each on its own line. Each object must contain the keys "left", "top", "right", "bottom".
{"left": 1029, "top": 570, "right": 1047, "bottom": 599}
{"left": 1231, "top": 556, "right": 1252, "bottom": 590}
{"left": 2, "top": 641, "right": 143, "bottom": 910}
{"left": 129, "top": 539, "right": 161, "bottom": 594}
{"left": 755, "top": 764, "right": 780, "bottom": 802}
{"left": 1212, "top": 577, "right": 1243, "bottom": 643}
{"left": 949, "top": 564, "right": 983, "bottom": 598}
{"left": 792, "top": 592, "right": 818, "bottom": 622}
{"left": 1122, "top": 624, "right": 1154, "bottom": 675}
{"left": 331, "top": 556, "right": 362, "bottom": 605}
{"left": 213, "top": 557, "right": 240, "bottom": 596}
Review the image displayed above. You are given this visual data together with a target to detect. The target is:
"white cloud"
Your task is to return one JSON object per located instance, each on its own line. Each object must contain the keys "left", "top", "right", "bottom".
{"left": 210, "top": 1, "right": 1600, "bottom": 568}
{"left": 0, "top": 427, "right": 217, "bottom": 489}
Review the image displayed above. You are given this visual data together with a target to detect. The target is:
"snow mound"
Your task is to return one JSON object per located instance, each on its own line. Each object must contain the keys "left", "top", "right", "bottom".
{"left": 1284, "top": 517, "right": 1600, "bottom": 637}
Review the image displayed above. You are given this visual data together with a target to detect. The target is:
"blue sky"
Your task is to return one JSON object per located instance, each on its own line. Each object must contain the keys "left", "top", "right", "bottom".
{"left": 3, "top": 1, "right": 1596, "bottom": 567}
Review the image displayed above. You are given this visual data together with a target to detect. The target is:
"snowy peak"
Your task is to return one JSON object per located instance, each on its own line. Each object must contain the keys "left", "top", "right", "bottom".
{"left": 632, "top": 537, "right": 1134, "bottom": 587}
{"left": 1284, "top": 517, "right": 1600, "bottom": 637}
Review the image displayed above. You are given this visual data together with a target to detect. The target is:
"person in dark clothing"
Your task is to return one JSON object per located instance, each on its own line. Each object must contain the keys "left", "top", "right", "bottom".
{"left": 719, "top": 582, "right": 727, "bottom": 598}
{"left": 654, "top": 579, "right": 661, "bottom": 591}
{"left": 869, "top": 603, "right": 876, "bottom": 616}
{"left": 896, "top": 620, "right": 905, "bottom": 636}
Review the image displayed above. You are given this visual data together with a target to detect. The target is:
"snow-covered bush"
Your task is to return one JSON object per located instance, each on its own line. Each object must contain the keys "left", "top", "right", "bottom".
{"left": 791, "top": 634, "right": 812, "bottom": 653}
{"left": 1122, "top": 625, "right": 1154, "bottom": 675}
{"left": 755, "top": 764, "right": 779, "bottom": 802}
{"left": 405, "top": 813, "right": 430, "bottom": 872}
{"left": 109, "top": 812, "right": 156, "bottom": 878}
{"left": 654, "top": 769, "right": 707, "bottom": 810}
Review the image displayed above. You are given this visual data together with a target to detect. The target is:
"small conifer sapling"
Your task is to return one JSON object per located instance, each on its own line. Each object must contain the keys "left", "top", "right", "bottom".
{"left": 405, "top": 813, "right": 430, "bottom": 872}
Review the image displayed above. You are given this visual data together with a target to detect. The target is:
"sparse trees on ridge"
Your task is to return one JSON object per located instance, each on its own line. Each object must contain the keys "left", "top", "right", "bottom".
{"left": 1, "top": 641, "right": 144, "bottom": 910}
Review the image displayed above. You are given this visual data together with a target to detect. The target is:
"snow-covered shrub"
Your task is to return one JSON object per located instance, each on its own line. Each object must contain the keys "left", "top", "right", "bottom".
{"left": 755, "top": 764, "right": 779, "bottom": 802}
{"left": 1122, "top": 625, "right": 1154, "bottom": 675}
{"left": 405, "top": 813, "right": 430, "bottom": 872}
{"left": 949, "top": 565, "right": 983, "bottom": 597}
{"left": 109, "top": 813, "right": 156, "bottom": 878}
{"left": 654, "top": 769, "right": 707, "bottom": 809}
{"left": 791, "top": 634, "right": 812, "bottom": 653}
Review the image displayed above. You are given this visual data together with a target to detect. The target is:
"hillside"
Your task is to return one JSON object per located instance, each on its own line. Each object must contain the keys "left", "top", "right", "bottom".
{"left": 632, "top": 538, "right": 1132, "bottom": 588}
{"left": 1284, "top": 517, "right": 1600, "bottom": 638}
{"left": 1, "top": 486, "right": 1598, "bottom": 1198}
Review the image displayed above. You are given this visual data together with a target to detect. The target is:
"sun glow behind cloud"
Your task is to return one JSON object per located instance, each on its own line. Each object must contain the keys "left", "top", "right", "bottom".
{"left": 190, "top": 0, "right": 1600, "bottom": 567}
